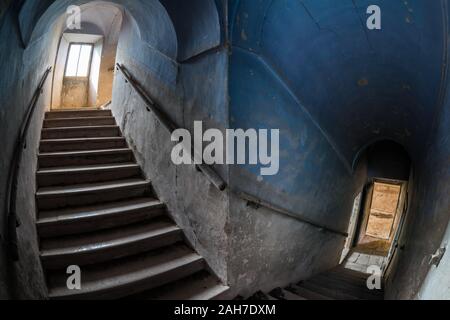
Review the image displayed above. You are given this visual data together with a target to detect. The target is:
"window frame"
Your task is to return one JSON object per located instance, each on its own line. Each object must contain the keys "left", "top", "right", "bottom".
{"left": 64, "top": 42, "right": 94, "bottom": 79}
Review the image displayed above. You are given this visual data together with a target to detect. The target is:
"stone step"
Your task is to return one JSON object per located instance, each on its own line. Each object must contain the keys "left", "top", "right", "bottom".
{"left": 287, "top": 285, "right": 334, "bottom": 300}
{"left": 41, "top": 126, "right": 121, "bottom": 139}
{"left": 38, "top": 148, "right": 134, "bottom": 168}
{"left": 297, "top": 281, "right": 360, "bottom": 300}
{"left": 41, "top": 217, "right": 183, "bottom": 269}
{"left": 43, "top": 117, "right": 116, "bottom": 128}
{"left": 47, "top": 244, "right": 205, "bottom": 300}
{"left": 330, "top": 267, "right": 371, "bottom": 280}
{"left": 314, "top": 273, "right": 370, "bottom": 289}
{"left": 45, "top": 110, "right": 112, "bottom": 119}
{"left": 326, "top": 271, "right": 369, "bottom": 285}
{"left": 38, "top": 198, "right": 165, "bottom": 238}
{"left": 37, "top": 163, "right": 141, "bottom": 187}
{"left": 315, "top": 271, "right": 371, "bottom": 289}
{"left": 310, "top": 274, "right": 383, "bottom": 300}
{"left": 40, "top": 137, "right": 127, "bottom": 153}
{"left": 269, "top": 288, "right": 306, "bottom": 300}
{"left": 247, "top": 291, "right": 278, "bottom": 300}
{"left": 36, "top": 179, "right": 151, "bottom": 210}
{"left": 131, "top": 271, "right": 230, "bottom": 300}
{"left": 36, "top": 110, "right": 228, "bottom": 300}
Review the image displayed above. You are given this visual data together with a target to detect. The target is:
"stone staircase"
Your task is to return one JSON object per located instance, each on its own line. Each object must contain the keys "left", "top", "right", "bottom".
{"left": 249, "top": 267, "right": 384, "bottom": 300}
{"left": 36, "top": 109, "right": 229, "bottom": 300}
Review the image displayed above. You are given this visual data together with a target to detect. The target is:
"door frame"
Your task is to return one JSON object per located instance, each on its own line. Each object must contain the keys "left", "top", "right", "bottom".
{"left": 350, "top": 178, "right": 408, "bottom": 274}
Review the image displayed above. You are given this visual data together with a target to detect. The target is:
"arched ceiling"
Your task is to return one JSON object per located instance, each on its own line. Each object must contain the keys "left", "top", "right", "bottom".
{"left": 23, "top": 0, "right": 222, "bottom": 63}
{"left": 160, "top": 0, "right": 221, "bottom": 61}
{"left": 62, "top": 2, "right": 123, "bottom": 44}
{"left": 229, "top": 0, "right": 447, "bottom": 166}
{"left": 26, "top": 0, "right": 178, "bottom": 59}
{"left": 18, "top": 0, "right": 444, "bottom": 167}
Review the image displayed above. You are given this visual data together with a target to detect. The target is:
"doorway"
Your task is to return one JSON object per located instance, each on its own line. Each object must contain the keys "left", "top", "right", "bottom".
{"left": 342, "top": 140, "right": 411, "bottom": 275}
{"left": 359, "top": 181, "right": 404, "bottom": 254}
{"left": 343, "top": 178, "right": 408, "bottom": 274}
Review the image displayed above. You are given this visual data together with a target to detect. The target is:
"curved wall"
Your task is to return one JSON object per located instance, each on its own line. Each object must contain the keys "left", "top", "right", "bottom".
{"left": 1, "top": 0, "right": 449, "bottom": 299}
{"left": 230, "top": 0, "right": 445, "bottom": 163}
{"left": 227, "top": 0, "right": 450, "bottom": 297}
{"left": 0, "top": 0, "right": 228, "bottom": 298}
{"left": 160, "top": 0, "right": 222, "bottom": 61}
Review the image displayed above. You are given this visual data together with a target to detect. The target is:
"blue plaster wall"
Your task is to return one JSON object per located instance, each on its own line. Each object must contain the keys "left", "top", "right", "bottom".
{"left": 229, "top": 0, "right": 446, "bottom": 227}
{"left": 229, "top": 48, "right": 361, "bottom": 231}
{"left": 230, "top": 0, "right": 444, "bottom": 164}
{"left": 0, "top": 0, "right": 59, "bottom": 299}
{"left": 386, "top": 44, "right": 450, "bottom": 299}
{"left": 160, "top": 0, "right": 222, "bottom": 61}
{"left": 228, "top": 0, "right": 449, "bottom": 296}
{"left": 19, "top": 0, "right": 54, "bottom": 45}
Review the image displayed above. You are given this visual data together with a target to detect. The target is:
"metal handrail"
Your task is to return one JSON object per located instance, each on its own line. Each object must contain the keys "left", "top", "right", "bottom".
{"left": 115, "top": 64, "right": 350, "bottom": 237}
{"left": 236, "top": 191, "right": 349, "bottom": 237}
{"left": 5, "top": 66, "right": 52, "bottom": 261}
{"left": 115, "top": 63, "right": 227, "bottom": 191}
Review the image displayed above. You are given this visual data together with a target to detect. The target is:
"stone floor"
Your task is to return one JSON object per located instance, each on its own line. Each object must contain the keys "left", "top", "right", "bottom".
{"left": 343, "top": 250, "right": 387, "bottom": 274}
{"left": 357, "top": 235, "right": 391, "bottom": 256}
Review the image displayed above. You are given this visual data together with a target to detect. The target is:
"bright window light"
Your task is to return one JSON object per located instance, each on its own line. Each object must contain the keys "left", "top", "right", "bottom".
{"left": 65, "top": 44, "right": 93, "bottom": 77}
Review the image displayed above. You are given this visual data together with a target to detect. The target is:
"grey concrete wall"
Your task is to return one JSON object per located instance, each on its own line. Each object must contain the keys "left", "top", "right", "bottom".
{"left": 51, "top": 35, "right": 69, "bottom": 108}
{"left": 418, "top": 222, "right": 450, "bottom": 299}
{"left": 111, "top": 8, "right": 230, "bottom": 282}
{"left": 1, "top": 0, "right": 232, "bottom": 299}
{"left": 385, "top": 74, "right": 450, "bottom": 300}
{"left": 227, "top": 193, "right": 347, "bottom": 297}
{"left": 88, "top": 39, "right": 102, "bottom": 107}
{"left": 0, "top": 3, "right": 61, "bottom": 299}
{"left": 225, "top": 162, "right": 368, "bottom": 296}
{"left": 97, "top": 31, "right": 119, "bottom": 106}
{"left": 61, "top": 78, "right": 89, "bottom": 108}
{"left": 0, "top": 6, "right": 18, "bottom": 299}
{"left": 0, "top": 1, "right": 228, "bottom": 298}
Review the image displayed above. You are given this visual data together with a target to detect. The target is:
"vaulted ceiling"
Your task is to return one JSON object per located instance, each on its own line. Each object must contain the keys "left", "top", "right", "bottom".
{"left": 229, "top": 0, "right": 447, "bottom": 166}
